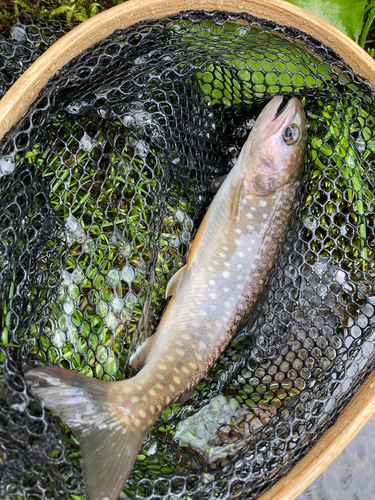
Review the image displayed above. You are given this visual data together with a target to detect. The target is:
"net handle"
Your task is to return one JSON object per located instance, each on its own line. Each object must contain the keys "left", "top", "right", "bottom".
{"left": 258, "top": 369, "right": 375, "bottom": 500}
{"left": 0, "top": 0, "right": 375, "bottom": 140}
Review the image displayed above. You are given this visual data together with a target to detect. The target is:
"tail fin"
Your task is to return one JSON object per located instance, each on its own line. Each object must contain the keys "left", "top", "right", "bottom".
{"left": 25, "top": 367, "right": 151, "bottom": 500}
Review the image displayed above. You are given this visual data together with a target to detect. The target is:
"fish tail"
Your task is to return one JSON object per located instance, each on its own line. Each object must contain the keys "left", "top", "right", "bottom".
{"left": 25, "top": 366, "right": 153, "bottom": 500}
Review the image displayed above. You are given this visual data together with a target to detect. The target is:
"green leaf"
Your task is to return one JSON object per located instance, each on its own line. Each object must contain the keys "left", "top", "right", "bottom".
{"left": 284, "top": 0, "right": 367, "bottom": 40}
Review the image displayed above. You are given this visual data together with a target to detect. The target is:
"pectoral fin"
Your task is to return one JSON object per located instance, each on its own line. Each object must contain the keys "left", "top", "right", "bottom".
{"left": 165, "top": 264, "right": 189, "bottom": 298}
{"left": 229, "top": 177, "right": 244, "bottom": 232}
{"left": 209, "top": 174, "right": 228, "bottom": 193}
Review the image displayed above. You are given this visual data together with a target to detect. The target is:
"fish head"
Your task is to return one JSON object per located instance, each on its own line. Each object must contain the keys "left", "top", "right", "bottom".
{"left": 242, "top": 95, "right": 307, "bottom": 195}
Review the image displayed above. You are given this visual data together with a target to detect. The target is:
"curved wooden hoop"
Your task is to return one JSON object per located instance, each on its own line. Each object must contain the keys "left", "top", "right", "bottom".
{"left": 1, "top": 1, "right": 375, "bottom": 499}
{"left": 1, "top": 0, "right": 375, "bottom": 140}
{"left": 258, "top": 369, "right": 375, "bottom": 500}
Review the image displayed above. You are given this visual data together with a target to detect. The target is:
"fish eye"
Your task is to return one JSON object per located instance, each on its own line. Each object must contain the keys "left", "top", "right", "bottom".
{"left": 282, "top": 125, "right": 299, "bottom": 145}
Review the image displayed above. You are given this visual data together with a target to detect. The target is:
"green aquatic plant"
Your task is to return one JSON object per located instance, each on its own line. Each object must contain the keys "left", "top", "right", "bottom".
{"left": 1, "top": 12, "right": 375, "bottom": 499}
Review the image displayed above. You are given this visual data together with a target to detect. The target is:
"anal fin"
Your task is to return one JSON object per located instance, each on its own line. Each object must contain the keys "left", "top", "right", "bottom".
{"left": 176, "top": 387, "right": 195, "bottom": 405}
{"left": 130, "top": 334, "right": 156, "bottom": 371}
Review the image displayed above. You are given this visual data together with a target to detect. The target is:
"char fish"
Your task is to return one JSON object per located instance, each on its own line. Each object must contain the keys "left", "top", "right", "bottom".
{"left": 25, "top": 95, "right": 307, "bottom": 500}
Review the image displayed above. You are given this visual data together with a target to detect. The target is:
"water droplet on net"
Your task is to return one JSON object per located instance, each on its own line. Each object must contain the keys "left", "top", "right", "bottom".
{"left": 122, "top": 265, "right": 135, "bottom": 282}
{"left": 0, "top": 156, "right": 16, "bottom": 177}
{"left": 83, "top": 238, "right": 95, "bottom": 254}
{"left": 111, "top": 296, "right": 124, "bottom": 314}
{"left": 66, "top": 100, "right": 89, "bottom": 114}
{"left": 107, "top": 269, "right": 119, "bottom": 286}
{"left": 79, "top": 132, "right": 96, "bottom": 152}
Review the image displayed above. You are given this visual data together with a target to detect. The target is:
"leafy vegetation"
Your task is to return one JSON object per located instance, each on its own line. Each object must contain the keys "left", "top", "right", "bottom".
{"left": 0, "top": 0, "right": 374, "bottom": 62}
{"left": 1, "top": 3, "right": 375, "bottom": 497}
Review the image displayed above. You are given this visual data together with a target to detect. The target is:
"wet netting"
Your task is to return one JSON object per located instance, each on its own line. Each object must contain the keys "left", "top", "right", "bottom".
{"left": 1, "top": 9, "right": 375, "bottom": 500}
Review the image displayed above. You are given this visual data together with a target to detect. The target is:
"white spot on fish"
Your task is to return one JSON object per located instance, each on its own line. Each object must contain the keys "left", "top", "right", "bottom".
{"left": 222, "top": 246, "right": 228, "bottom": 251}
{"left": 224, "top": 262, "right": 230, "bottom": 267}
{"left": 219, "top": 252, "right": 226, "bottom": 258}
{"left": 238, "top": 251, "right": 245, "bottom": 257}
{"left": 131, "top": 396, "right": 139, "bottom": 403}
{"left": 246, "top": 213, "right": 254, "bottom": 219}
{"left": 199, "top": 310, "right": 208, "bottom": 317}
{"left": 150, "top": 406, "right": 155, "bottom": 414}
{"left": 189, "top": 361, "right": 197, "bottom": 369}
{"left": 212, "top": 260, "right": 218, "bottom": 265}
{"left": 222, "top": 271, "right": 230, "bottom": 278}
{"left": 139, "top": 409, "right": 147, "bottom": 418}
{"left": 192, "top": 321, "right": 199, "bottom": 327}
{"left": 209, "top": 293, "right": 217, "bottom": 299}
{"left": 236, "top": 264, "right": 243, "bottom": 270}
{"left": 259, "top": 200, "right": 267, "bottom": 207}
{"left": 209, "top": 279, "right": 215, "bottom": 285}
{"left": 234, "top": 239, "right": 241, "bottom": 245}
{"left": 173, "top": 376, "right": 181, "bottom": 384}
{"left": 215, "top": 320, "right": 222, "bottom": 328}
{"left": 182, "top": 366, "right": 189, "bottom": 374}
{"left": 246, "top": 195, "right": 253, "bottom": 200}
{"left": 246, "top": 225, "right": 254, "bottom": 231}
{"left": 134, "top": 418, "right": 141, "bottom": 427}
{"left": 235, "top": 228, "right": 242, "bottom": 234}
{"left": 223, "top": 287, "right": 229, "bottom": 293}
{"left": 262, "top": 213, "right": 268, "bottom": 219}
{"left": 156, "top": 383, "right": 163, "bottom": 389}
{"left": 195, "top": 352, "right": 203, "bottom": 360}
{"left": 176, "top": 348, "right": 185, "bottom": 356}
{"left": 149, "top": 388, "right": 157, "bottom": 396}
{"left": 156, "top": 374, "right": 164, "bottom": 380}
{"left": 208, "top": 266, "right": 213, "bottom": 271}
{"left": 158, "top": 364, "right": 167, "bottom": 371}
{"left": 181, "top": 333, "right": 190, "bottom": 340}
{"left": 169, "top": 385, "right": 175, "bottom": 392}
{"left": 148, "top": 418, "right": 154, "bottom": 425}
{"left": 251, "top": 207, "right": 256, "bottom": 211}
{"left": 166, "top": 355, "right": 174, "bottom": 362}
{"left": 165, "top": 396, "right": 171, "bottom": 405}
{"left": 207, "top": 331, "right": 215, "bottom": 339}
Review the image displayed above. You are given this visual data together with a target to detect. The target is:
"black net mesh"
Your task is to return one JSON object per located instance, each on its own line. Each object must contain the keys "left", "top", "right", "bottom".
{"left": 1, "top": 10, "right": 375, "bottom": 500}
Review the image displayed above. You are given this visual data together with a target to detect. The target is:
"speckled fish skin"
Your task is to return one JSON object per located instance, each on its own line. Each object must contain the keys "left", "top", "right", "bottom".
{"left": 25, "top": 96, "right": 307, "bottom": 500}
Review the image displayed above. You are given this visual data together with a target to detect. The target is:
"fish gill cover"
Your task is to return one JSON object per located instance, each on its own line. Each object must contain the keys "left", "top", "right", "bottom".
{"left": 0, "top": 10, "right": 375, "bottom": 500}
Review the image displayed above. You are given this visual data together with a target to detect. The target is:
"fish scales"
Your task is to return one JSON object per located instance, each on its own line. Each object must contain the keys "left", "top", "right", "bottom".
{"left": 25, "top": 95, "right": 307, "bottom": 500}
{"left": 132, "top": 186, "right": 298, "bottom": 403}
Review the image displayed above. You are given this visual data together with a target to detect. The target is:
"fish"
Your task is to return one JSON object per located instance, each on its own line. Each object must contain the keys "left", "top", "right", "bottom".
{"left": 24, "top": 95, "right": 307, "bottom": 500}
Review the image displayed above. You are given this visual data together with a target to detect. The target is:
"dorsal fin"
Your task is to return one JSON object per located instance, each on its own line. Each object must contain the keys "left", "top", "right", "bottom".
{"left": 165, "top": 264, "right": 189, "bottom": 298}
{"left": 229, "top": 177, "right": 244, "bottom": 233}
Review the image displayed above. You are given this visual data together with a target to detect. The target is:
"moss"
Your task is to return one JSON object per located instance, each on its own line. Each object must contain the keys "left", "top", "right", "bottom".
{"left": 0, "top": 0, "right": 126, "bottom": 30}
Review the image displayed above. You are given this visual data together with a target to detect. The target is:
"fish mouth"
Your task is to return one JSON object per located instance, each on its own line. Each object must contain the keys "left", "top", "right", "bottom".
{"left": 271, "top": 96, "right": 303, "bottom": 131}
{"left": 275, "top": 101, "right": 288, "bottom": 119}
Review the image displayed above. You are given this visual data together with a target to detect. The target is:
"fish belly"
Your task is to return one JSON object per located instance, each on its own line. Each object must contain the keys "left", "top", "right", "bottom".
{"left": 133, "top": 179, "right": 298, "bottom": 412}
